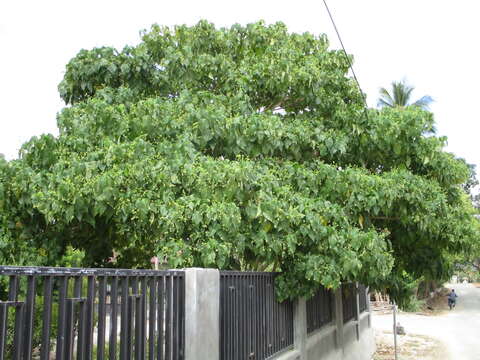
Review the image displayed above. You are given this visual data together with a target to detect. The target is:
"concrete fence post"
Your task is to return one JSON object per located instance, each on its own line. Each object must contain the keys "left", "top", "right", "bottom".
{"left": 334, "top": 287, "right": 344, "bottom": 353}
{"left": 366, "top": 286, "right": 372, "bottom": 328}
{"left": 355, "top": 283, "right": 361, "bottom": 340}
{"left": 184, "top": 268, "right": 220, "bottom": 360}
{"left": 293, "top": 297, "right": 307, "bottom": 359}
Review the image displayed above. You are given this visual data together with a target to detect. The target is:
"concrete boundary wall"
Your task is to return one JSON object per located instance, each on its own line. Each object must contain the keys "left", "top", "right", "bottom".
{"left": 183, "top": 269, "right": 375, "bottom": 360}
{"left": 271, "top": 292, "right": 374, "bottom": 360}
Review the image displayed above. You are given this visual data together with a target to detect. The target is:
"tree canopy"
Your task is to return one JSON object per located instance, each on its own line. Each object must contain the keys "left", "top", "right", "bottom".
{"left": 1, "top": 21, "right": 478, "bottom": 301}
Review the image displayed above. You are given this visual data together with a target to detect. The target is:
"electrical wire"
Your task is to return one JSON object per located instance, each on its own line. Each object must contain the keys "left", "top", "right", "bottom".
{"left": 322, "top": 0, "right": 370, "bottom": 117}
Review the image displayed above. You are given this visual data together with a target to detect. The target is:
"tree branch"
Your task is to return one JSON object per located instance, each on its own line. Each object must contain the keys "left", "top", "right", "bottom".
{"left": 370, "top": 216, "right": 400, "bottom": 221}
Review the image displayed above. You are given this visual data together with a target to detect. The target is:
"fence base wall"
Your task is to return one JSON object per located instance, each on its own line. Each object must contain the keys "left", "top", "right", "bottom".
{"left": 307, "top": 323, "right": 340, "bottom": 360}
{"left": 271, "top": 311, "right": 375, "bottom": 360}
{"left": 342, "top": 314, "right": 375, "bottom": 360}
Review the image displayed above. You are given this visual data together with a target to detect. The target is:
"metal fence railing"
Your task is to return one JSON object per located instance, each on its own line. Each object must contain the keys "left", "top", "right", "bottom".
{"left": 306, "top": 286, "right": 333, "bottom": 334}
{"left": 219, "top": 272, "right": 294, "bottom": 360}
{"left": 0, "top": 266, "right": 370, "bottom": 360}
{"left": 341, "top": 283, "right": 357, "bottom": 324}
{"left": 358, "top": 284, "right": 368, "bottom": 313}
{"left": 0, "top": 266, "right": 185, "bottom": 360}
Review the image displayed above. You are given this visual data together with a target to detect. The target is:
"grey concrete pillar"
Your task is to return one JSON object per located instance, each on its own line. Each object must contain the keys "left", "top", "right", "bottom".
{"left": 293, "top": 298, "right": 307, "bottom": 359}
{"left": 355, "top": 283, "right": 361, "bottom": 340}
{"left": 334, "top": 288, "right": 344, "bottom": 352}
{"left": 366, "top": 286, "right": 372, "bottom": 328}
{"left": 184, "top": 268, "right": 220, "bottom": 360}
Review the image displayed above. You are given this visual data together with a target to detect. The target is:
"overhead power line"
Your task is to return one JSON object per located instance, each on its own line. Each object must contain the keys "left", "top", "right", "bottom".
{"left": 322, "top": 0, "right": 370, "bottom": 115}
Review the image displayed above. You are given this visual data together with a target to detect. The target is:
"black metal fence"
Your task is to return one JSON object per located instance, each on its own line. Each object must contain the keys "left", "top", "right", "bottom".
{"left": 0, "top": 265, "right": 370, "bottom": 360}
{"left": 341, "top": 283, "right": 357, "bottom": 324}
{"left": 358, "top": 284, "right": 367, "bottom": 313}
{"left": 0, "top": 266, "right": 185, "bottom": 360}
{"left": 306, "top": 286, "right": 333, "bottom": 334}
{"left": 219, "top": 272, "right": 294, "bottom": 360}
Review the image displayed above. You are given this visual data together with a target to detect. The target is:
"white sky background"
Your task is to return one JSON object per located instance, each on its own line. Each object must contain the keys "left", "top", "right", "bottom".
{"left": 1, "top": 1, "right": 479, "bottom": 176}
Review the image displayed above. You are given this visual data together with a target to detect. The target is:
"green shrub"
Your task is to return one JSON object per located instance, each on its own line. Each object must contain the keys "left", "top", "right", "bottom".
{"left": 400, "top": 296, "right": 425, "bottom": 312}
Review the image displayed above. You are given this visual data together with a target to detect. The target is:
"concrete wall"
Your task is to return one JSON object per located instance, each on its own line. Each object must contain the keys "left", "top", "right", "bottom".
{"left": 342, "top": 315, "right": 375, "bottom": 360}
{"left": 270, "top": 284, "right": 375, "bottom": 360}
{"left": 182, "top": 269, "right": 375, "bottom": 360}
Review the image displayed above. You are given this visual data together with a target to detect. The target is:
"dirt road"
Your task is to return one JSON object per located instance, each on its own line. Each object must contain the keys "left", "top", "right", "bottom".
{"left": 373, "top": 283, "right": 480, "bottom": 359}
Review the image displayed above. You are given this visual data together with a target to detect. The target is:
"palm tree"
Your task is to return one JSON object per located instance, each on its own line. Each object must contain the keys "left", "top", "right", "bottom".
{"left": 378, "top": 80, "right": 433, "bottom": 110}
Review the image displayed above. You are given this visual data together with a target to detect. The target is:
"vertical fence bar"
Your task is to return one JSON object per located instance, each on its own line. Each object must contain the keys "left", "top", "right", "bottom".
{"left": 233, "top": 275, "right": 238, "bottom": 360}
{"left": 74, "top": 277, "right": 85, "bottom": 360}
{"left": 127, "top": 297, "right": 133, "bottom": 360}
{"left": 8, "top": 274, "right": 21, "bottom": 360}
{"left": 248, "top": 275, "right": 252, "bottom": 359}
{"left": 273, "top": 278, "right": 279, "bottom": 353}
{"left": 97, "top": 276, "right": 107, "bottom": 360}
{"left": 233, "top": 275, "right": 239, "bottom": 360}
{"left": 12, "top": 304, "right": 25, "bottom": 360}
{"left": 8, "top": 276, "right": 19, "bottom": 301}
{"left": 230, "top": 275, "right": 233, "bottom": 360}
{"left": 251, "top": 278, "right": 257, "bottom": 360}
{"left": 0, "top": 304, "right": 7, "bottom": 360}
{"left": 157, "top": 276, "right": 164, "bottom": 360}
{"left": 271, "top": 276, "right": 277, "bottom": 354}
{"left": 56, "top": 276, "right": 68, "bottom": 360}
{"left": 230, "top": 275, "right": 235, "bottom": 360}
{"left": 172, "top": 275, "right": 178, "bottom": 360}
{"left": 263, "top": 276, "right": 269, "bottom": 356}
{"left": 358, "top": 284, "right": 367, "bottom": 313}
{"left": 265, "top": 277, "right": 271, "bottom": 358}
{"left": 109, "top": 277, "right": 119, "bottom": 360}
{"left": 40, "top": 276, "right": 53, "bottom": 360}
{"left": 148, "top": 277, "right": 156, "bottom": 360}
{"left": 73, "top": 277, "right": 82, "bottom": 297}
{"left": 179, "top": 273, "right": 185, "bottom": 359}
{"left": 140, "top": 278, "right": 147, "bottom": 360}
{"left": 133, "top": 277, "right": 142, "bottom": 360}
{"left": 76, "top": 300, "right": 86, "bottom": 360}
{"left": 64, "top": 300, "right": 75, "bottom": 360}
{"left": 165, "top": 275, "right": 172, "bottom": 359}
{"left": 23, "top": 276, "right": 36, "bottom": 360}
{"left": 234, "top": 275, "right": 239, "bottom": 360}
{"left": 85, "top": 276, "right": 96, "bottom": 360}
{"left": 171, "top": 274, "right": 175, "bottom": 360}
{"left": 243, "top": 275, "right": 249, "bottom": 360}
{"left": 259, "top": 275, "right": 264, "bottom": 360}
{"left": 120, "top": 276, "right": 129, "bottom": 360}
{"left": 177, "top": 274, "right": 183, "bottom": 359}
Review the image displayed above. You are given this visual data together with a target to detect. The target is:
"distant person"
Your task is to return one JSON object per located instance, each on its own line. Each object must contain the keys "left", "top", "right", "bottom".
{"left": 448, "top": 289, "right": 458, "bottom": 310}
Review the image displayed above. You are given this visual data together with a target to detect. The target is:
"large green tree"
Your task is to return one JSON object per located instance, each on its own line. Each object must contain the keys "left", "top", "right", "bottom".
{"left": 1, "top": 21, "right": 478, "bottom": 301}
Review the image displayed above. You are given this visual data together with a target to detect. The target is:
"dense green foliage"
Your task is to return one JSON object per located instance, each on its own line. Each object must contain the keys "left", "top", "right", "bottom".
{"left": 1, "top": 21, "right": 478, "bottom": 301}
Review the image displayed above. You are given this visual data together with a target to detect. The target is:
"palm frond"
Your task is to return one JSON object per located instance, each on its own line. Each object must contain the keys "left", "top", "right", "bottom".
{"left": 378, "top": 80, "right": 433, "bottom": 111}
{"left": 392, "top": 81, "right": 413, "bottom": 107}
{"left": 412, "top": 95, "right": 434, "bottom": 110}
{"left": 377, "top": 87, "right": 395, "bottom": 108}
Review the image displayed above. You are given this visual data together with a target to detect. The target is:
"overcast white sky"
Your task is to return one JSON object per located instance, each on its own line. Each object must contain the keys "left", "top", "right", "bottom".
{"left": 1, "top": 1, "right": 479, "bottom": 175}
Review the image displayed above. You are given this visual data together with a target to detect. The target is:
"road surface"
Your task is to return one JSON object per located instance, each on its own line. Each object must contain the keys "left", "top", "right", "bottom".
{"left": 373, "top": 283, "right": 480, "bottom": 359}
